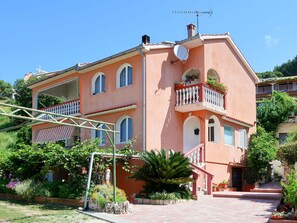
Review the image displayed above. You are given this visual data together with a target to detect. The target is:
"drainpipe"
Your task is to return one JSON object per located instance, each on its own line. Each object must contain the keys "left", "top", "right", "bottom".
{"left": 138, "top": 45, "right": 146, "bottom": 152}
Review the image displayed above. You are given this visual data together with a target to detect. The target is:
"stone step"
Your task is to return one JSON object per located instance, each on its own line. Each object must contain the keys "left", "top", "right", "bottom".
{"left": 213, "top": 191, "right": 282, "bottom": 200}
{"left": 250, "top": 188, "right": 282, "bottom": 193}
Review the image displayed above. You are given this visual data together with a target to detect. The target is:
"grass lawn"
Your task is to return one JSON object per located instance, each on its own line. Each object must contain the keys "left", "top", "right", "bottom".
{"left": 0, "top": 199, "right": 106, "bottom": 223}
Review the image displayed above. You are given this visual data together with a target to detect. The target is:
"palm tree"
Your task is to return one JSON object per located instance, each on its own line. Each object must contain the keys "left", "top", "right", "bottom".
{"left": 131, "top": 149, "right": 193, "bottom": 198}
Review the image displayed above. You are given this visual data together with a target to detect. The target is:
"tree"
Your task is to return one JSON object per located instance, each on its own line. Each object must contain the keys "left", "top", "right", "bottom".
{"left": 131, "top": 149, "right": 193, "bottom": 198}
{"left": 256, "top": 71, "right": 284, "bottom": 79}
{"left": 257, "top": 91, "right": 296, "bottom": 133}
{"left": 0, "top": 80, "right": 12, "bottom": 99}
{"left": 274, "top": 55, "right": 297, "bottom": 77}
{"left": 246, "top": 126, "right": 277, "bottom": 183}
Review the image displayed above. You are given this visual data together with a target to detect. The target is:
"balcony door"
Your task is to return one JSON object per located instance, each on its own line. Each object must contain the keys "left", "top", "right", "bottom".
{"left": 183, "top": 116, "right": 200, "bottom": 154}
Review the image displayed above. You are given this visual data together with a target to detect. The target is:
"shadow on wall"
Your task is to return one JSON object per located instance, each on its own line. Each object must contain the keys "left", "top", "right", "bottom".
{"left": 155, "top": 59, "right": 183, "bottom": 152}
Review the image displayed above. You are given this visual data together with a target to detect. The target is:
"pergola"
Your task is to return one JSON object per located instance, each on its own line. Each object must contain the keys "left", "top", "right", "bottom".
{"left": 0, "top": 102, "right": 120, "bottom": 209}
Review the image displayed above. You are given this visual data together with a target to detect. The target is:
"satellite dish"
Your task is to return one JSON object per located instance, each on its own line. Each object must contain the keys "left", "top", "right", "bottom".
{"left": 172, "top": 45, "right": 189, "bottom": 64}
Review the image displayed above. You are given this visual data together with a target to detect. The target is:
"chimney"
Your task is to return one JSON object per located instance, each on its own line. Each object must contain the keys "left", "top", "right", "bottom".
{"left": 187, "top": 24, "right": 196, "bottom": 38}
{"left": 142, "top": 35, "right": 150, "bottom": 44}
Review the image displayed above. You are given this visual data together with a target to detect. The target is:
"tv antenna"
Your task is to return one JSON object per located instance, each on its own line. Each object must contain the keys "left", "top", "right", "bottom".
{"left": 173, "top": 9, "right": 213, "bottom": 34}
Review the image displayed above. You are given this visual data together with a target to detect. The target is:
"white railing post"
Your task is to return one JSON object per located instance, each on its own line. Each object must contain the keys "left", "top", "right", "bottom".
{"left": 41, "top": 99, "right": 80, "bottom": 120}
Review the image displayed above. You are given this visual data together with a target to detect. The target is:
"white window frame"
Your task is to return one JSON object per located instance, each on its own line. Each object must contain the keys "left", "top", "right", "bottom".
{"left": 116, "top": 116, "right": 132, "bottom": 144}
{"left": 208, "top": 115, "right": 220, "bottom": 143}
{"left": 92, "top": 72, "right": 106, "bottom": 95}
{"left": 116, "top": 63, "right": 132, "bottom": 88}
{"left": 224, "top": 125, "right": 234, "bottom": 146}
{"left": 238, "top": 129, "right": 247, "bottom": 149}
{"left": 208, "top": 119, "right": 215, "bottom": 142}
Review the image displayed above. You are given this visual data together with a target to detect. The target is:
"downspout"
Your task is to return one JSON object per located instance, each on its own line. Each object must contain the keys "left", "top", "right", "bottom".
{"left": 138, "top": 45, "right": 146, "bottom": 152}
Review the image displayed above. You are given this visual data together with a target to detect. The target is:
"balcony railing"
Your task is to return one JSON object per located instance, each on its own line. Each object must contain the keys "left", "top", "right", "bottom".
{"left": 184, "top": 144, "right": 205, "bottom": 168}
{"left": 40, "top": 99, "right": 80, "bottom": 120}
{"left": 175, "top": 83, "right": 225, "bottom": 114}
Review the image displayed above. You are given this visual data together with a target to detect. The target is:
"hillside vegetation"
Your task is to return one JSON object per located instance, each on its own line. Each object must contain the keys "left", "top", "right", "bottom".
{"left": 257, "top": 55, "right": 297, "bottom": 78}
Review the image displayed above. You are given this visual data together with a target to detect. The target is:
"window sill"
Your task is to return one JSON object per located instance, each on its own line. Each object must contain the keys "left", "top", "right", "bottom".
{"left": 117, "top": 84, "right": 133, "bottom": 89}
{"left": 93, "top": 91, "right": 106, "bottom": 96}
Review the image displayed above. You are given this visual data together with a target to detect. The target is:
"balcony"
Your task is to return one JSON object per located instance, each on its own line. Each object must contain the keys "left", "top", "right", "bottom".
{"left": 175, "top": 83, "right": 226, "bottom": 114}
{"left": 40, "top": 99, "right": 80, "bottom": 120}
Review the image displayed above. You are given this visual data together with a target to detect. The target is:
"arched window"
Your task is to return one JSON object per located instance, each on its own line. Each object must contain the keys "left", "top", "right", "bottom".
{"left": 117, "top": 64, "right": 132, "bottom": 88}
{"left": 117, "top": 116, "right": 132, "bottom": 143}
{"left": 208, "top": 116, "right": 220, "bottom": 143}
{"left": 182, "top": 68, "right": 200, "bottom": 85}
{"left": 92, "top": 73, "right": 106, "bottom": 95}
{"left": 91, "top": 124, "right": 106, "bottom": 146}
{"left": 207, "top": 69, "right": 220, "bottom": 82}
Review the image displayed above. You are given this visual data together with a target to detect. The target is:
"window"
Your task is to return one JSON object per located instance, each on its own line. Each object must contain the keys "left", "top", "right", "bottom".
{"left": 91, "top": 124, "right": 106, "bottom": 146}
{"left": 208, "top": 119, "right": 215, "bottom": 142}
{"left": 279, "top": 133, "right": 288, "bottom": 145}
{"left": 224, "top": 125, "right": 234, "bottom": 145}
{"left": 207, "top": 116, "right": 220, "bottom": 143}
{"left": 92, "top": 73, "right": 106, "bottom": 94}
{"left": 239, "top": 129, "right": 247, "bottom": 148}
{"left": 117, "top": 64, "right": 132, "bottom": 88}
{"left": 117, "top": 116, "right": 132, "bottom": 143}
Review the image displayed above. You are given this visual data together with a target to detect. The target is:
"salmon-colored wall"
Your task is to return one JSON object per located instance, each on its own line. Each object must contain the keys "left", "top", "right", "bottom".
{"left": 145, "top": 48, "right": 184, "bottom": 152}
{"left": 79, "top": 109, "right": 143, "bottom": 150}
{"left": 116, "top": 159, "right": 145, "bottom": 203}
{"left": 204, "top": 39, "right": 256, "bottom": 125}
{"left": 79, "top": 55, "right": 142, "bottom": 116}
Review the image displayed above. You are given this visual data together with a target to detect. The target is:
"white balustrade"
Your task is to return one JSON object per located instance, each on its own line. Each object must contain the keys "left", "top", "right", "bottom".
{"left": 185, "top": 144, "right": 204, "bottom": 167}
{"left": 41, "top": 99, "right": 80, "bottom": 120}
{"left": 176, "top": 85, "right": 199, "bottom": 106}
{"left": 176, "top": 85, "right": 225, "bottom": 112}
{"left": 203, "top": 87, "right": 224, "bottom": 108}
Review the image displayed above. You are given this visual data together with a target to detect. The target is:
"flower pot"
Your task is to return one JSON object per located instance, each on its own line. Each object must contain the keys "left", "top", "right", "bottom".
{"left": 271, "top": 215, "right": 285, "bottom": 220}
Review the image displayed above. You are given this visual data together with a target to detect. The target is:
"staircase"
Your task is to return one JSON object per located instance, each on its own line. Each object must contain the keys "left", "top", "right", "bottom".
{"left": 213, "top": 182, "right": 282, "bottom": 200}
{"left": 185, "top": 144, "right": 214, "bottom": 196}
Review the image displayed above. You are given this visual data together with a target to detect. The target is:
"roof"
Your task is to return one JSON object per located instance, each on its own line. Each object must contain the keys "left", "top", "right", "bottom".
{"left": 258, "top": 75, "right": 297, "bottom": 85}
{"left": 28, "top": 31, "right": 259, "bottom": 88}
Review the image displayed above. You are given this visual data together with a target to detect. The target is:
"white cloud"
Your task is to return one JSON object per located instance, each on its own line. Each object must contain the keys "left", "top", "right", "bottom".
{"left": 264, "top": 35, "right": 281, "bottom": 47}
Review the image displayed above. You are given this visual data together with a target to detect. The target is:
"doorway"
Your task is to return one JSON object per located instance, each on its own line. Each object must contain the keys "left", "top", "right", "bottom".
{"left": 232, "top": 168, "right": 243, "bottom": 191}
{"left": 183, "top": 116, "right": 200, "bottom": 153}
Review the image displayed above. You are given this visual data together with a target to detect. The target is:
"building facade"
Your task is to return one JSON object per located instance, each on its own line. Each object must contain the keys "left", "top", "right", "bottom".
{"left": 28, "top": 24, "right": 258, "bottom": 197}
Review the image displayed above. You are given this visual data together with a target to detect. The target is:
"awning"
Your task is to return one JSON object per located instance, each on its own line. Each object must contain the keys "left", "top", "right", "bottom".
{"left": 35, "top": 126, "right": 75, "bottom": 143}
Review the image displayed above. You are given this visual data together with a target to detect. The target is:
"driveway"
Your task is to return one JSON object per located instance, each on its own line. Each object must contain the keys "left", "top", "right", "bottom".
{"left": 84, "top": 195, "right": 279, "bottom": 223}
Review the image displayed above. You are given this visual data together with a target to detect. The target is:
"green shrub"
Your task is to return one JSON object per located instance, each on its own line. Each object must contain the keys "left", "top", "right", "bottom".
{"left": 282, "top": 171, "right": 297, "bottom": 211}
{"left": 0, "top": 178, "right": 16, "bottom": 194}
{"left": 131, "top": 149, "right": 193, "bottom": 199}
{"left": 246, "top": 126, "right": 277, "bottom": 183}
{"left": 149, "top": 191, "right": 178, "bottom": 200}
{"left": 35, "top": 181, "right": 60, "bottom": 198}
{"left": 90, "top": 184, "right": 127, "bottom": 208}
{"left": 15, "top": 179, "right": 38, "bottom": 200}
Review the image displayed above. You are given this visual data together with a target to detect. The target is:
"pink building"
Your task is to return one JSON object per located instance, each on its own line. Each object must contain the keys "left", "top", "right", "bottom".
{"left": 28, "top": 24, "right": 258, "bottom": 197}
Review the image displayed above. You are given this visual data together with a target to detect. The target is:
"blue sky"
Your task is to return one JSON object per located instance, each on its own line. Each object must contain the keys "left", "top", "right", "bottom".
{"left": 0, "top": 0, "right": 297, "bottom": 84}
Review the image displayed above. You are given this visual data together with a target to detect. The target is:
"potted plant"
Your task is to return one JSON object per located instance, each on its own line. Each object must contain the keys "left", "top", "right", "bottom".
{"left": 219, "top": 180, "right": 229, "bottom": 189}
{"left": 207, "top": 77, "right": 228, "bottom": 94}
{"left": 184, "top": 74, "right": 199, "bottom": 85}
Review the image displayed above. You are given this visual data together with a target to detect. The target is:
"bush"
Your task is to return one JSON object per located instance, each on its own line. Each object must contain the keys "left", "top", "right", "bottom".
{"left": 0, "top": 178, "right": 16, "bottom": 194}
{"left": 246, "top": 126, "right": 277, "bottom": 183}
{"left": 35, "top": 181, "right": 60, "bottom": 198}
{"left": 15, "top": 179, "right": 38, "bottom": 200}
{"left": 149, "top": 191, "right": 178, "bottom": 200}
{"left": 90, "top": 184, "right": 127, "bottom": 209}
{"left": 282, "top": 171, "right": 297, "bottom": 212}
{"left": 131, "top": 149, "right": 193, "bottom": 199}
